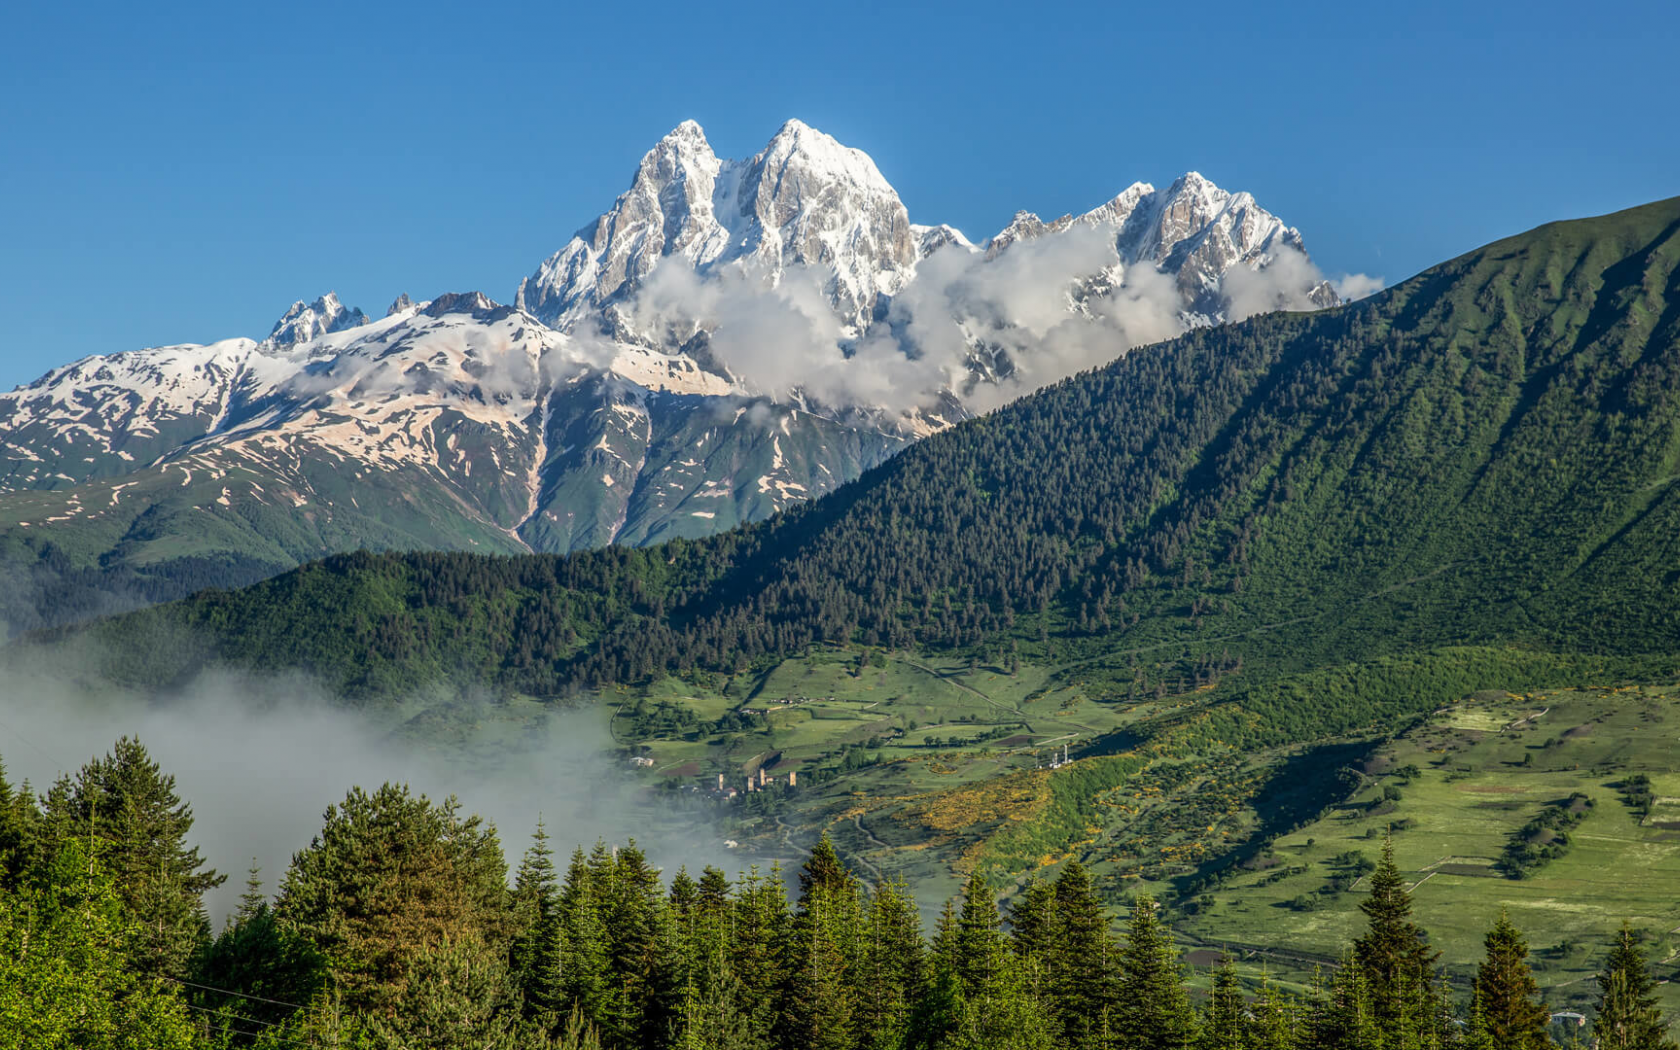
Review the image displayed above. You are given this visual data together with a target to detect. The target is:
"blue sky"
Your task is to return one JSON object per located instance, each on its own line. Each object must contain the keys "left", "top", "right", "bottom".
{"left": 2, "top": 0, "right": 1675, "bottom": 390}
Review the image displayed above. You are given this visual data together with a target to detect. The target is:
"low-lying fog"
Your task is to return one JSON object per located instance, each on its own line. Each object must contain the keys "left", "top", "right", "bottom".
{"left": 0, "top": 643, "right": 740, "bottom": 922}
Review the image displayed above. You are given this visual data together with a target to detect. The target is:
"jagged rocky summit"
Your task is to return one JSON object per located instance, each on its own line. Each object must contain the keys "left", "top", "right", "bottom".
{"left": 0, "top": 118, "right": 1352, "bottom": 629}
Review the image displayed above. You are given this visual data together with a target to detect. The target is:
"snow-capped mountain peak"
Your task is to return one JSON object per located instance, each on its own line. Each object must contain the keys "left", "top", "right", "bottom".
{"left": 518, "top": 118, "right": 917, "bottom": 337}
{"left": 266, "top": 293, "right": 369, "bottom": 349}
{"left": 0, "top": 118, "right": 1359, "bottom": 624}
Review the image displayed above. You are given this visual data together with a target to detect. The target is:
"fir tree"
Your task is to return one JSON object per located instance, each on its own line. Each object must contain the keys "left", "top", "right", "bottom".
{"left": 0, "top": 839, "right": 200, "bottom": 1050}
{"left": 732, "top": 863, "right": 792, "bottom": 1044}
{"left": 788, "top": 834, "right": 863, "bottom": 1050}
{"left": 1473, "top": 910, "right": 1549, "bottom": 1050}
{"left": 1593, "top": 924, "right": 1678, "bottom": 1050}
{"left": 1247, "top": 970, "right": 1301, "bottom": 1050}
{"left": 599, "top": 842, "right": 681, "bottom": 1048}
{"left": 1352, "top": 838, "right": 1439, "bottom": 1041}
{"left": 1115, "top": 895, "right": 1196, "bottom": 1050}
{"left": 1201, "top": 961, "right": 1247, "bottom": 1050}
{"left": 0, "top": 758, "right": 39, "bottom": 890}
{"left": 1008, "top": 875, "right": 1057, "bottom": 962}
{"left": 235, "top": 858, "right": 267, "bottom": 924}
{"left": 798, "top": 832, "right": 855, "bottom": 906}
{"left": 511, "top": 819, "right": 565, "bottom": 1022}
{"left": 40, "top": 736, "right": 225, "bottom": 979}
{"left": 560, "top": 846, "right": 613, "bottom": 1029}
{"left": 860, "top": 877, "right": 924, "bottom": 1050}
{"left": 1050, "top": 861, "right": 1116, "bottom": 1050}
{"left": 954, "top": 870, "right": 1007, "bottom": 996}
{"left": 1312, "top": 955, "right": 1376, "bottom": 1050}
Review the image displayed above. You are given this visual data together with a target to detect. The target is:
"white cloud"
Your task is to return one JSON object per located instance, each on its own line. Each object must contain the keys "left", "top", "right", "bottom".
{"left": 1333, "top": 273, "right": 1386, "bottom": 301}
{"left": 621, "top": 226, "right": 1340, "bottom": 416}
{"left": 1220, "top": 244, "right": 1330, "bottom": 322}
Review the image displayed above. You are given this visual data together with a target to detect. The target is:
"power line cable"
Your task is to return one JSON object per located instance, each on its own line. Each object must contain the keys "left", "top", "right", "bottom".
{"left": 160, "top": 974, "right": 307, "bottom": 1010}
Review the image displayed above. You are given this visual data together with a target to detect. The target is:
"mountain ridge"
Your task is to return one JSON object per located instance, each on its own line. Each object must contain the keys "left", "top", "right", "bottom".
{"left": 0, "top": 118, "right": 1353, "bottom": 635}
{"left": 48, "top": 195, "right": 1680, "bottom": 704}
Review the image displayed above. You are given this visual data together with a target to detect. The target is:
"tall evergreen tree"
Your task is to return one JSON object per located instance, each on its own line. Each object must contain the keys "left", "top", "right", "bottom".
{"left": 732, "top": 863, "right": 792, "bottom": 1046}
{"left": 1352, "top": 838, "right": 1439, "bottom": 1042}
{"left": 787, "top": 833, "right": 863, "bottom": 1050}
{"left": 1473, "top": 911, "right": 1548, "bottom": 1050}
{"left": 511, "top": 819, "right": 565, "bottom": 1022}
{"left": 273, "top": 783, "right": 510, "bottom": 1014}
{"left": 0, "top": 839, "right": 200, "bottom": 1050}
{"left": 39, "top": 736, "right": 224, "bottom": 979}
{"left": 1312, "top": 956, "right": 1377, "bottom": 1050}
{"left": 1200, "top": 962, "right": 1247, "bottom": 1050}
{"left": 1593, "top": 924, "right": 1678, "bottom": 1050}
{"left": 953, "top": 870, "right": 1007, "bottom": 996}
{"left": 859, "top": 877, "right": 924, "bottom": 1050}
{"left": 1008, "top": 876, "right": 1057, "bottom": 963}
{"left": 1247, "top": 970, "right": 1300, "bottom": 1050}
{"left": 235, "top": 858, "right": 266, "bottom": 924}
{"left": 358, "top": 936, "right": 530, "bottom": 1050}
{"left": 599, "top": 842, "right": 681, "bottom": 1048}
{"left": 1049, "top": 861, "right": 1117, "bottom": 1050}
{"left": 192, "top": 855, "right": 327, "bottom": 1036}
{"left": 1115, "top": 895, "right": 1196, "bottom": 1050}
{"left": 0, "top": 758, "right": 39, "bottom": 891}
{"left": 560, "top": 845, "right": 613, "bottom": 1029}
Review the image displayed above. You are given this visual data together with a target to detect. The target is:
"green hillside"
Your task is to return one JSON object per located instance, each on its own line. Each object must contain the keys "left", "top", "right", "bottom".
{"left": 1174, "top": 683, "right": 1680, "bottom": 1013}
{"left": 59, "top": 196, "right": 1680, "bottom": 694}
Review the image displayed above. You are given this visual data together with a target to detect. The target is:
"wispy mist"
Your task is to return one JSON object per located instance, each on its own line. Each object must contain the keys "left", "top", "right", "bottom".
{"left": 0, "top": 644, "right": 738, "bottom": 923}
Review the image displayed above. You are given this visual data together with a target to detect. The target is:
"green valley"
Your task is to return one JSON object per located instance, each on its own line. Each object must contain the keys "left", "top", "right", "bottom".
{"left": 14, "top": 195, "right": 1680, "bottom": 1026}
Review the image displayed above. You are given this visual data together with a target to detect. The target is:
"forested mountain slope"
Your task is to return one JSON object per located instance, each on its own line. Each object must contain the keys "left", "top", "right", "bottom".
{"left": 57, "top": 196, "right": 1680, "bottom": 701}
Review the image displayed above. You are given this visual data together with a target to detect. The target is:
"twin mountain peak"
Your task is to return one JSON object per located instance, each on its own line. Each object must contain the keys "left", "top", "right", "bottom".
{"left": 0, "top": 119, "right": 1347, "bottom": 626}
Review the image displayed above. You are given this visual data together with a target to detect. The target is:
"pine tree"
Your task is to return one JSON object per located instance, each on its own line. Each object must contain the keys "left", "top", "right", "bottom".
{"left": 859, "top": 877, "right": 923, "bottom": 1050}
{"left": 560, "top": 846, "right": 613, "bottom": 1029}
{"left": 358, "top": 935, "right": 529, "bottom": 1050}
{"left": 1115, "top": 895, "right": 1196, "bottom": 1050}
{"left": 788, "top": 899, "right": 856, "bottom": 1050}
{"left": 598, "top": 842, "right": 680, "bottom": 1048}
{"left": 0, "top": 758, "right": 39, "bottom": 890}
{"left": 1049, "top": 861, "right": 1116, "bottom": 1050}
{"left": 235, "top": 858, "right": 267, "bottom": 924}
{"left": 798, "top": 832, "right": 854, "bottom": 906}
{"left": 39, "top": 736, "right": 225, "bottom": 979}
{"left": 511, "top": 819, "right": 565, "bottom": 1022}
{"left": 0, "top": 838, "right": 200, "bottom": 1050}
{"left": 1593, "top": 924, "right": 1678, "bottom": 1050}
{"left": 1247, "top": 970, "right": 1300, "bottom": 1050}
{"left": 954, "top": 870, "right": 1007, "bottom": 996}
{"left": 1473, "top": 910, "right": 1549, "bottom": 1050}
{"left": 1352, "top": 838, "right": 1439, "bottom": 1041}
{"left": 1201, "top": 962, "right": 1247, "bottom": 1050}
{"left": 672, "top": 964, "right": 769, "bottom": 1050}
{"left": 732, "top": 863, "right": 792, "bottom": 1045}
{"left": 788, "top": 835, "right": 864, "bottom": 1050}
{"left": 1008, "top": 876, "right": 1056, "bottom": 963}
{"left": 1312, "top": 955, "right": 1376, "bottom": 1050}
{"left": 273, "top": 783, "right": 510, "bottom": 1014}
{"left": 1008, "top": 875, "right": 1058, "bottom": 1017}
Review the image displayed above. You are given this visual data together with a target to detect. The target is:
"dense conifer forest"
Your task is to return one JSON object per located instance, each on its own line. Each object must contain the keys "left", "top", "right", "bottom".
{"left": 2, "top": 738, "right": 1676, "bottom": 1050}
